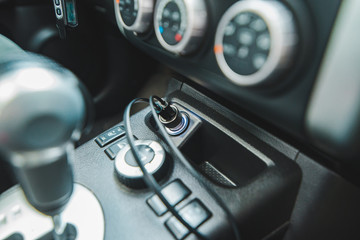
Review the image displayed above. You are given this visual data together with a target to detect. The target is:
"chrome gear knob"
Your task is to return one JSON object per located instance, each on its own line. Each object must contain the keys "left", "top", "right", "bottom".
{"left": 0, "top": 54, "right": 87, "bottom": 217}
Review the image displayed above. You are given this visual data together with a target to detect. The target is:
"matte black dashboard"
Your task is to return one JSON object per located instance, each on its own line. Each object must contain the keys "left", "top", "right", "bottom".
{"left": 114, "top": 0, "right": 341, "bottom": 141}
{"left": 105, "top": 0, "right": 360, "bottom": 173}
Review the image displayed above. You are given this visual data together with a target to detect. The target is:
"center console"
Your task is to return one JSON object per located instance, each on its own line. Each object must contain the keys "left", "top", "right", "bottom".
{"left": 0, "top": 78, "right": 302, "bottom": 240}
{"left": 71, "top": 79, "right": 301, "bottom": 239}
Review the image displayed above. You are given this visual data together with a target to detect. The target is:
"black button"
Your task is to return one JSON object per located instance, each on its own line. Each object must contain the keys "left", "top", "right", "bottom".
{"left": 54, "top": 0, "right": 60, "bottom": 6}
{"left": 56, "top": 8, "right": 62, "bottom": 16}
{"left": 105, "top": 138, "right": 128, "bottom": 160}
{"left": 165, "top": 217, "right": 189, "bottom": 240}
{"left": 178, "top": 200, "right": 211, "bottom": 228}
{"left": 147, "top": 180, "right": 191, "bottom": 216}
{"left": 165, "top": 199, "right": 211, "bottom": 240}
{"left": 95, "top": 126, "right": 125, "bottom": 147}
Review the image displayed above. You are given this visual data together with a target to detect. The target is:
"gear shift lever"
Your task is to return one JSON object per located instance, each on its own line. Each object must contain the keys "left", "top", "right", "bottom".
{"left": 0, "top": 55, "right": 87, "bottom": 238}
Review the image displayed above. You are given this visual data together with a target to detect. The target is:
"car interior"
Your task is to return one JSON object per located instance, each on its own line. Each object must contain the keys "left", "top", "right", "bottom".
{"left": 0, "top": 0, "right": 360, "bottom": 239}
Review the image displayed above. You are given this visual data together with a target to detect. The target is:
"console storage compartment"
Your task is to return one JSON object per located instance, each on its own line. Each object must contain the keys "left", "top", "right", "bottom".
{"left": 182, "top": 120, "right": 268, "bottom": 188}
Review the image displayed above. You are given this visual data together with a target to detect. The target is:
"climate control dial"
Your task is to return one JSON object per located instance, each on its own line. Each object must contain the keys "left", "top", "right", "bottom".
{"left": 154, "top": 0, "right": 207, "bottom": 55}
{"left": 214, "top": 1, "right": 298, "bottom": 86}
{"left": 114, "top": 0, "right": 154, "bottom": 33}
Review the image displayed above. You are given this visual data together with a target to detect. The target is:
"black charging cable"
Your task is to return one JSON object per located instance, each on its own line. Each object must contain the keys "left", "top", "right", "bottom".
{"left": 124, "top": 96, "right": 241, "bottom": 240}
{"left": 124, "top": 98, "right": 208, "bottom": 240}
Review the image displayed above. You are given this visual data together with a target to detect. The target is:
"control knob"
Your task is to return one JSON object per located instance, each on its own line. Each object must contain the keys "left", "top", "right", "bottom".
{"left": 114, "top": 140, "right": 168, "bottom": 188}
{"left": 154, "top": 0, "right": 208, "bottom": 55}
{"left": 214, "top": 0, "right": 298, "bottom": 86}
{"left": 115, "top": 0, "right": 154, "bottom": 33}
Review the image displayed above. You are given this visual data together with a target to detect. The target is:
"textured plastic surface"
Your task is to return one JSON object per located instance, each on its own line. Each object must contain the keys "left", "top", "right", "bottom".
{"left": 73, "top": 83, "right": 301, "bottom": 239}
{"left": 284, "top": 154, "right": 360, "bottom": 240}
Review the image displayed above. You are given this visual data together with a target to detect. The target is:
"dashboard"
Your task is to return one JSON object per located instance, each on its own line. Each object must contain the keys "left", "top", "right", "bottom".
{"left": 109, "top": 0, "right": 360, "bottom": 168}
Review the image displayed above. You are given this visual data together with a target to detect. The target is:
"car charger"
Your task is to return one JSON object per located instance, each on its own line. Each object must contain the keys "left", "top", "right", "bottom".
{"left": 153, "top": 96, "right": 189, "bottom": 136}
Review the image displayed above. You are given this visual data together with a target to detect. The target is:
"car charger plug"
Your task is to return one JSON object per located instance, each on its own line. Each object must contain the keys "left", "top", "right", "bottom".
{"left": 153, "top": 97, "right": 189, "bottom": 136}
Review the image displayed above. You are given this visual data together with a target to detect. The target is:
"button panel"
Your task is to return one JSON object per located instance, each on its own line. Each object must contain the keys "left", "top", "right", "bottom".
{"left": 53, "top": 0, "right": 63, "bottom": 19}
{"left": 147, "top": 180, "right": 191, "bottom": 216}
{"left": 105, "top": 138, "right": 128, "bottom": 160}
{"left": 165, "top": 199, "right": 211, "bottom": 240}
{"left": 177, "top": 200, "right": 211, "bottom": 228}
{"left": 95, "top": 125, "right": 125, "bottom": 147}
{"left": 165, "top": 217, "right": 188, "bottom": 240}
{"left": 56, "top": 8, "right": 62, "bottom": 17}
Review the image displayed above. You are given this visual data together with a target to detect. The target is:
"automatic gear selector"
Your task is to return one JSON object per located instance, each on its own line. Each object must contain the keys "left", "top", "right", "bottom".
{"left": 0, "top": 54, "right": 104, "bottom": 240}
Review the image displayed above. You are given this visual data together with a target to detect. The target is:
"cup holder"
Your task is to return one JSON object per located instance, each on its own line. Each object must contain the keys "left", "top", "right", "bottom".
{"left": 182, "top": 120, "right": 268, "bottom": 188}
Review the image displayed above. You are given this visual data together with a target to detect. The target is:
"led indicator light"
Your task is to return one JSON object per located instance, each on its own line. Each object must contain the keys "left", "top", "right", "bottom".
{"left": 159, "top": 26, "right": 164, "bottom": 34}
{"left": 214, "top": 45, "right": 224, "bottom": 54}
{"left": 175, "top": 33, "right": 182, "bottom": 42}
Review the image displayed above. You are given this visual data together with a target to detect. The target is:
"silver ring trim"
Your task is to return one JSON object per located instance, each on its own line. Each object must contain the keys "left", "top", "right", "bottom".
{"left": 114, "top": 0, "right": 154, "bottom": 34}
{"left": 159, "top": 105, "right": 178, "bottom": 124}
{"left": 214, "top": 0, "right": 297, "bottom": 86}
{"left": 10, "top": 143, "right": 73, "bottom": 168}
{"left": 165, "top": 112, "right": 189, "bottom": 136}
{"left": 154, "top": 0, "right": 207, "bottom": 55}
{"left": 115, "top": 140, "right": 165, "bottom": 178}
